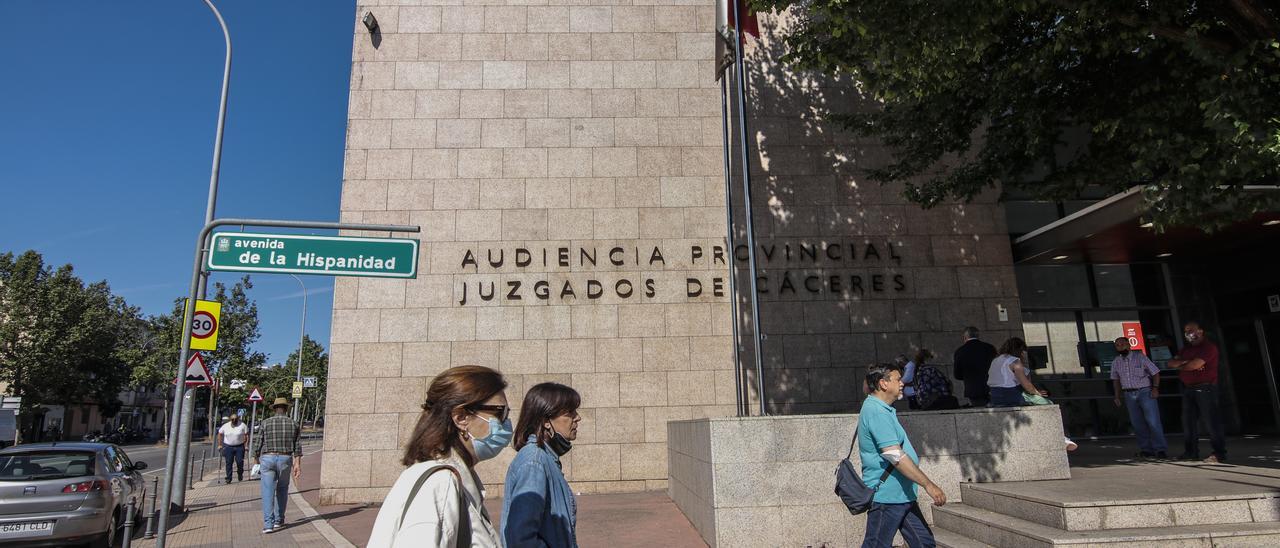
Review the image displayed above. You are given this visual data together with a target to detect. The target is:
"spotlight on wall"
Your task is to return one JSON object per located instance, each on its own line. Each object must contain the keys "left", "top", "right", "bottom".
{"left": 362, "top": 11, "right": 379, "bottom": 33}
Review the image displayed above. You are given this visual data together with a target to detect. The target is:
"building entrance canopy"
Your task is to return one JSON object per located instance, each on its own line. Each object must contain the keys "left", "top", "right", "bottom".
{"left": 1013, "top": 186, "right": 1280, "bottom": 265}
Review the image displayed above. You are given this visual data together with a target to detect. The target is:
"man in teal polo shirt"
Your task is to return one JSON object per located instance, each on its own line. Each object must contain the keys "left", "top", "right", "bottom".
{"left": 859, "top": 363, "right": 947, "bottom": 548}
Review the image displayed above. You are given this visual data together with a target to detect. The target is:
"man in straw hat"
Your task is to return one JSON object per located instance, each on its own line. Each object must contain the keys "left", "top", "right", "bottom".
{"left": 252, "top": 397, "right": 302, "bottom": 534}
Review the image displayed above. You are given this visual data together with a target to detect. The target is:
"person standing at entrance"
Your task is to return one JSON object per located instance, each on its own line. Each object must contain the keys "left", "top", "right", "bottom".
{"left": 253, "top": 397, "right": 302, "bottom": 534}
{"left": 953, "top": 326, "right": 997, "bottom": 407}
{"left": 218, "top": 413, "right": 250, "bottom": 483}
{"left": 859, "top": 363, "right": 946, "bottom": 548}
{"left": 1168, "top": 321, "right": 1227, "bottom": 463}
{"left": 1110, "top": 336, "right": 1167, "bottom": 459}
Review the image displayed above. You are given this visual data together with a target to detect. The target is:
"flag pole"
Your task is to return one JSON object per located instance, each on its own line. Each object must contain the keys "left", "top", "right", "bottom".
{"left": 729, "top": 0, "right": 768, "bottom": 416}
{"left": 718, "top": 73, "right": 746, "bottom": 417}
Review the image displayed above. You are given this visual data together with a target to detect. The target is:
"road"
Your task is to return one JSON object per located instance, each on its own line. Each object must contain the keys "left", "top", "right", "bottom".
{"left": 119, "top": 438, "right": 321, "bottom": 479}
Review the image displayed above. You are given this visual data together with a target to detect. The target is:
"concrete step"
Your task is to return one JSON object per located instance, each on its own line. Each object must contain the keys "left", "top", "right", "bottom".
{"left": 932, "top": 503, "right": 1280, "bottom": 547}
{"left": 959, "top": 481, "right": 1278, "bottom": 530}
{"left": 933, "top": 527, "right": 995, "bottom": 548}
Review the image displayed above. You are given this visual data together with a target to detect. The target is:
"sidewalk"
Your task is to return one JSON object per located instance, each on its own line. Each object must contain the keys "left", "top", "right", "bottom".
{"left": 134, "top": 446, "right": 350, "bottom": 548}
{"left": 294, "top": 452, "right": 707, "bottom": 548}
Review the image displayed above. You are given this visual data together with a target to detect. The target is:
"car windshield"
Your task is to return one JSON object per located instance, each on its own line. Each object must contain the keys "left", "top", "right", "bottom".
{"left": 0, "top": 451, "right": 96, "bottom": 481}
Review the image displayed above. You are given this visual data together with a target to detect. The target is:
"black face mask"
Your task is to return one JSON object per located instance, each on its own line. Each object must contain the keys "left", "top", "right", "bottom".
{"left": 1117, "top": 349, "right": 1130, "bottom": 356}
{"left": 546, "top": 431, "right": 573, "bottom": 456}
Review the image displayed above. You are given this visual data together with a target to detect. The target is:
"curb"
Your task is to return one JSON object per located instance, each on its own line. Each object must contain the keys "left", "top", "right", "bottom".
{"left": 290, "top": 483, "right": 356, "bottom": 548}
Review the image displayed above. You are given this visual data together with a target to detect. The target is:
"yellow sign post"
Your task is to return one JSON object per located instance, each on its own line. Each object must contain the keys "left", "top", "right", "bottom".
{"left": 189, "top": 299, "right": 222, "bottom": 351}
{"left": 291, "top": 381, "right": 304, "bottom": 399}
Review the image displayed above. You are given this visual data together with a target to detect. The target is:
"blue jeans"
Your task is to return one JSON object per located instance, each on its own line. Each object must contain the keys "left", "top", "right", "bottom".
{"left": 259, "top": 454, "right": 292, "bottom": 528}
{"left": 1122, "top": 388, "right": 1167, "bottom": 453}
{"left": 862, "top": 501, "right": 935, "bottom": 548}
{"left": 223, "top": 444, "right": 245, "bottom": 481}
{"left": 989, "top": 386, "right": 1025, "bottom": 407}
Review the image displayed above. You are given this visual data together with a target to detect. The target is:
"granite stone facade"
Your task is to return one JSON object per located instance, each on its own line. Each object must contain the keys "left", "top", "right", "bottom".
{"left": 326, "top": 2, "right": 1022, "bottom": 504}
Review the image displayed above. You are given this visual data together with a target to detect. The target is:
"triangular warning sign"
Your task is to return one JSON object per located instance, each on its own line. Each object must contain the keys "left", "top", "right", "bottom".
{"left": 247, "top": 387, "right": 263, "bottom": 402}
{"left": 183, "top": 353, "right": 214, "bottom": 386}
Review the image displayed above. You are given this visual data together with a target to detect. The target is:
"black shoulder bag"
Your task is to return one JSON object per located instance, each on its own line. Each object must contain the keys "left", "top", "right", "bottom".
{"left": 834, "top": 425, "right": 895, "bottom": 515}
{"left": 400, "top": 465, "right": 473, "bottom": 547}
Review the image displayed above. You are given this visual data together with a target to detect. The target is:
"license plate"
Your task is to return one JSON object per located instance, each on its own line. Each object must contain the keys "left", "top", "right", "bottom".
{"left": 0, "top": 520, "right": 56, "bottom": 538}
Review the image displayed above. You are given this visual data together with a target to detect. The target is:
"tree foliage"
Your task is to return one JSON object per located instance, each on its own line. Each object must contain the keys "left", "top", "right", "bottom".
{"left": 281, "top": 335, "right": 328, "bottom": 418}
{"left": 0, "top": 251, "right": 137, "bottom": 415}
{"left": 761, "top": 0, "right": 1280, "bottom": 230}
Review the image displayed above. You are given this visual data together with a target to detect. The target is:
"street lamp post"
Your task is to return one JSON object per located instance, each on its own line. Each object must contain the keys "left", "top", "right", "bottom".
{"left": 288, "top": 274, "right": 306, "bottom": 423}
{"left": 160, "top": 1, "right": 231, "bottom": 536}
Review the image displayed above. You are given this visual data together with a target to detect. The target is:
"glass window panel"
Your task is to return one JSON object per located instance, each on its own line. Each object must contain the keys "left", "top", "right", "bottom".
{"left": 1016, "top": 266, "right": 1092, "bottom": 308}
{"left": 1130, "top": 263, "right": 1168, "bottom": 306}
{"left": 1021, "top": 311, "right": 1081, "bottom": 375}
{"left": 1093, "top": 265, "right": 1136, "bottom": 308}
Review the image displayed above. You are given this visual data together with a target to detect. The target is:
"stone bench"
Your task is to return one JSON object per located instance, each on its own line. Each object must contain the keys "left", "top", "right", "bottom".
{"left": 667, "top": 405, "right": 1070, "bottom": 547}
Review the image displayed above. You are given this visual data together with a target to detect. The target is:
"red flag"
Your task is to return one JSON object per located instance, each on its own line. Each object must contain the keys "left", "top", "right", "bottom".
{"left": 729, "top": 0, "right": 759, "bottom": 39}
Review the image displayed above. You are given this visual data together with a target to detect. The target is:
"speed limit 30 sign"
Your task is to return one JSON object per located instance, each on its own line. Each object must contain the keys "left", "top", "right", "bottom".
{"left": 190, "top": 299, "right": 222, "bottom": 351}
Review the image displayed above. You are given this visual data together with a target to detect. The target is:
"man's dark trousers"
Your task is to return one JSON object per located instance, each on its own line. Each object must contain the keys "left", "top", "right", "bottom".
{"left": 1181, "top": 384, "right": 1227, "bottom": 460}
{"left": 954, "top": 338, "right": 996, "bottom": 407}
{"left": 224, "top": 444, "right": 245, "bottom": 482}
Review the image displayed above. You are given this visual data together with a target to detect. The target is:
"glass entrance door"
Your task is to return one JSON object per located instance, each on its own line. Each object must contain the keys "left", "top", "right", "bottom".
{"left": 1224, "top": 319, "right": 1280, "bottom": 432}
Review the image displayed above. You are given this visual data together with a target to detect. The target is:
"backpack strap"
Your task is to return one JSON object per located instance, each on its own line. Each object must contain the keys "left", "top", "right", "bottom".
{"left": 399, "top": 465, "right": 473, "bottom": 548}
{"left": 849, "top": 424, "right": 897, "bottom": 484}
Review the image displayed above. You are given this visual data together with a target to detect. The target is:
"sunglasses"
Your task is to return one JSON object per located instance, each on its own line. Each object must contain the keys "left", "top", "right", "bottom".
{"left": 472, "top": 404, "right": 510, "bottom": 422}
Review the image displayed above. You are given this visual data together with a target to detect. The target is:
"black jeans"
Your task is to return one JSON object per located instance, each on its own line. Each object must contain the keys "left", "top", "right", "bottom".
{"left": 224, "top": 444, "right": 245, "bottom": 481}
{"left": 1181, "top": 384, "right": 1226, "bottom": 459}
{"left": 963, "top": 380, "right": 989, "bottom": 407}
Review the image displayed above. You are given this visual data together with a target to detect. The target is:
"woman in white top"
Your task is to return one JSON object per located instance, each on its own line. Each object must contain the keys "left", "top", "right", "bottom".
{"left": 368, "top": 365, "right": 513, "bottom": 547}
{"left": 987, "top": 337, "right": 1078, "bottom": 451}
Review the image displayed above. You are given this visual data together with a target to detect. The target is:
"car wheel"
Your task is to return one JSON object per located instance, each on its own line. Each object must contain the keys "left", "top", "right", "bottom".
{"left": 90, "top": 510, "right": 118, "bottom": 548}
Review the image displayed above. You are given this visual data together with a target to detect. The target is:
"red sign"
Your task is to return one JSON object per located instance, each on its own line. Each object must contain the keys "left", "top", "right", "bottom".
{"left": 247, "top": 387, "right": 263, "bottom": 402}
{"left": 175, "top": 353, "right": 214, "bottom": 387}
{"left": 1122, "top": 322, "right": 1147, "bottom": 354}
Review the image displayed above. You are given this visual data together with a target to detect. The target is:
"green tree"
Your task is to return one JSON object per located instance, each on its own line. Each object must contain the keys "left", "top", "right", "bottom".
{"left": 0, "top": 251, "right": 138, "bottom": 438}
{"left": 761, "top": 0, "right": 1280, "bottom": 230}
{"left": 282, "top": 335, "right": 328, "bottom": 424}
{"left": 139, "top": 276, "right": 267, "bottom": 436}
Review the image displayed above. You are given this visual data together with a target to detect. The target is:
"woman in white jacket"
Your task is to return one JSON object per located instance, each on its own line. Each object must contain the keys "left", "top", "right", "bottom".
{"left": 368, "top": 365, "right": 512, "bottom": 547}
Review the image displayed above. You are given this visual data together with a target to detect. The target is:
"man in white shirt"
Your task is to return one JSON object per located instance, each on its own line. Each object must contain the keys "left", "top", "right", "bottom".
{"left": 218, "top": 414, "right": 250, "bottom": 483}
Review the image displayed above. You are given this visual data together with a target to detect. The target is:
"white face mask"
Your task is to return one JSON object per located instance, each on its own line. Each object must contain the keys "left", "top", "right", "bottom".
{"left": 1185, "top": 332, "right": 1199, "bottom": 342}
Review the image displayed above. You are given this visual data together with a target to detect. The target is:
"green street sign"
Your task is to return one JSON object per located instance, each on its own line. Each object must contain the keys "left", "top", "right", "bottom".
{"left": 208, "top": 232, "right": 419, "bottom": 278}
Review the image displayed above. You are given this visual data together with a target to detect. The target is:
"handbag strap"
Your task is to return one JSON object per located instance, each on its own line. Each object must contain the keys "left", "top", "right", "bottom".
{"left": 848, "top": 424, "right": 898, "bottom": 484}
{"left": 400, "top": 465, "right": 473, "bottom": 548}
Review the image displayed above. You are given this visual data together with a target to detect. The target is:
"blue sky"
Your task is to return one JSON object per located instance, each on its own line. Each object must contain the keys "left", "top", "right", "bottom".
{"left": 0, "top": 1, "right": 358, "bottom": 365}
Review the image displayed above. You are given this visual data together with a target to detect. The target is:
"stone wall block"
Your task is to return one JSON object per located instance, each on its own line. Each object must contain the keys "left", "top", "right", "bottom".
{"left": 375, "top": 377, "right": 426, "bottom": 414}
{"left": 320, "top": 450, "right": 372, "bottom": 489}
{"left": 527, "top": 6, "right": 569, "bottom": 33}
{"left": 569, "top": 6, "right": 612, "bottom": 33}
{"left": 548, "top": 339, "right": 596, "bottom": 373}
{"left": 571, "top": 372, "right": 620, "bottom": 408}
{"left": 499, "top": 339, "right": 549, "bottom": 375}
{"left": 401, "top": 342, "right": 452, "bottom": 378}
{"left": 326, "top": 377, "right": 377, "bottom": 415}
{"left": 620, "top": 442, "right": 668, "bottom": 479}
{"left": 348, "top": 413, "right": 401, "bottom": 451}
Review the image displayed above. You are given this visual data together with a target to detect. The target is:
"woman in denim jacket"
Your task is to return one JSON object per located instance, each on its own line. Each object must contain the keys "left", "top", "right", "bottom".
{"left": 501, "top": 383, "right": 582, "bottom": 548}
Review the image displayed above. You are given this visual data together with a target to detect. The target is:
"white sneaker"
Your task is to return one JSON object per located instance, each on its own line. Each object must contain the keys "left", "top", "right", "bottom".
{"left": 1064, "top": 437, "right": 1078, "bottom": 452}
{"left": 262, "top": 527, "right": 275, "bottom": 534}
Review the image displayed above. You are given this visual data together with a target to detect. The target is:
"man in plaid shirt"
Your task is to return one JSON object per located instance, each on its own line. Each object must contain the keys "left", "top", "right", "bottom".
{"left": 253, "top": 397, "right": 302, "bottom": 534}
{"left": 1110, "top": 337, "right": 1167, "bottom": 459}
